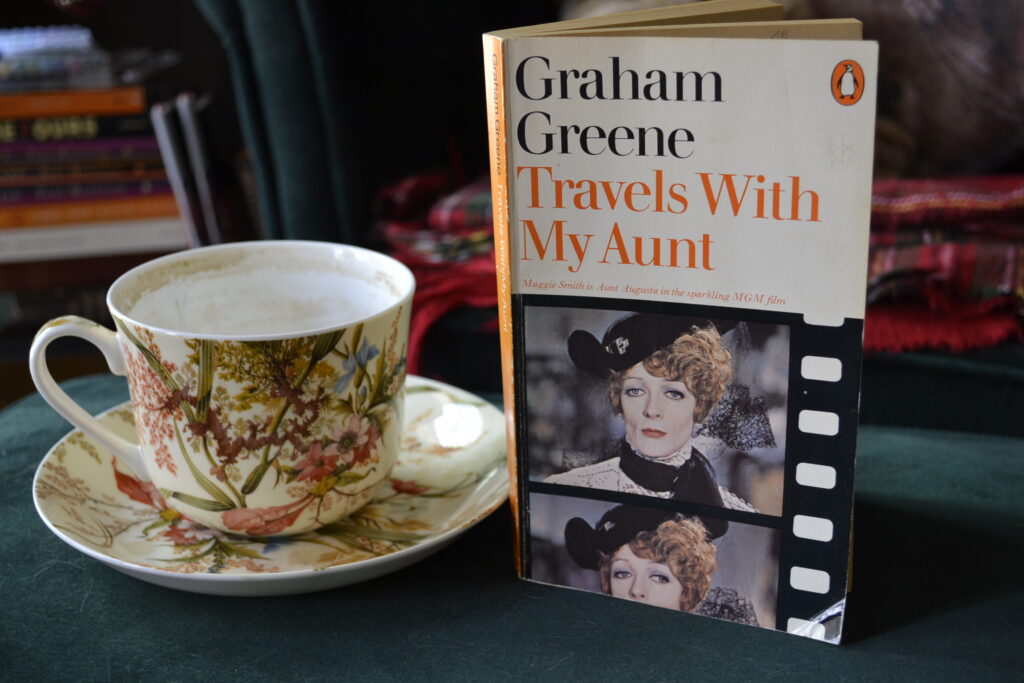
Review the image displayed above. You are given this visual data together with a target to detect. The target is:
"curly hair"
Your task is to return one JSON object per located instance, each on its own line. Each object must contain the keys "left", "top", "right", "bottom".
{"left": 598, "top": 516, "right": 717, "bottom": 612}
{"left": 608, "top": 325, "right": 732, "bottom": 422}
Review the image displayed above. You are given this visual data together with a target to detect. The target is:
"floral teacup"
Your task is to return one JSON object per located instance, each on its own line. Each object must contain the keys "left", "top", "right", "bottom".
{"left": 30, "top": 241, "right": 414, "bottom": 536}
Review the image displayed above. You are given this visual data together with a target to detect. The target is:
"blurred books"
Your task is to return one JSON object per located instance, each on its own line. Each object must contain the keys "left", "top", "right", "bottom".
{"left": 149, "top": 91, "right": 225, "bottom": 248}
{"left": 0, "top": 25, "right": 190, "bottom": 266}
{"left": 0, "top": 25, "right": 189, "bottom": 334}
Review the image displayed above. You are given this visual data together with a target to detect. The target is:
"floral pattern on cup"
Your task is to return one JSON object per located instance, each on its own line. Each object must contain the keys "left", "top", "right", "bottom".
{"left": 116, "top": 316, "right": 406, "bottom": 536}
{"left": 34, "top": 385, "right": 507, "bottom": 576}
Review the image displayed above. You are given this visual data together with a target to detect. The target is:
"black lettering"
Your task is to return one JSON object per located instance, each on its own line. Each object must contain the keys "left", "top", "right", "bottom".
{"left": 516, "top": 56, "right": 552, "bottom": 101}
{"left": 516, "top": 111, "right": 553, "bottom": 154}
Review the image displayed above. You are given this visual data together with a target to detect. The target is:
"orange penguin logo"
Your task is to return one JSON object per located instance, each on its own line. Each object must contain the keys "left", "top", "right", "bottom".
{"left": 831, "top": 60, "right": 864, "bottom": 105}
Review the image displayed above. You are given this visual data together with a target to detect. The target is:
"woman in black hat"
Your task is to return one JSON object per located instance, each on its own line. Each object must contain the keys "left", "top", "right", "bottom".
{"left": 564, "top": 504, "right": 758, "bottom": 623}
{"left": 546, "top": 313, "right": 755, "bottom": 514}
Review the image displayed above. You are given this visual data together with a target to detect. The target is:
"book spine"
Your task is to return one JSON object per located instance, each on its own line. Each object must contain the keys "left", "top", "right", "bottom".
{"left": 176, "top": 92, "right": 223, "bottom": 243}
{"left": 0, "top": 180, "right": 173, "bottom": 206}
{"left": 0, "top": 159, "right": 166, "bottom": 182}
{"left": 0, "top": 167, "right": 167, "bottom": 187}
{"left": 0, "top": 114, "right": 153, "bottom": 143}
{"left": 0, "top": 194, "right": 179, "bottom": 229}
{"left": 0, "top": 137, "right": 160, "bottom": 162}
{"left": 150, "top": 100, "right": 203, "bottom": 248}
{"left": 483, "top": 33, "right": 524, "bottom": 574}
{"left": 0, "top": 86, "right": 146, "bottom": 118}
{"left": 0, "top": 216, "right": 188, "bottom": 264}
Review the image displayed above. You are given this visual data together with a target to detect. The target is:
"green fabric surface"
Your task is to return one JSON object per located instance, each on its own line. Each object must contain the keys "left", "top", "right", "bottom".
{"left": 194, "top": 0, "right": 283, "bottom": 240}
{"left": 236, "top": 0, "right": 342, "bottom": 243}
{"left": 295, "top": 0, "right": 365, "bottom": 247}
{"left": 194, "top": 0, "right": 357, "bottom": 243}
{"left": 1, "top": 375, "right": 1022, "bottom": 681}
{"left": 861, "top": 343, "right": 1024, "bottom": 437}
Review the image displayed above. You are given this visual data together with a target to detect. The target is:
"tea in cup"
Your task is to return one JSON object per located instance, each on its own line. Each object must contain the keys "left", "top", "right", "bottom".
{"left": 30, "top": 241, "right": 414, "bottom": 536}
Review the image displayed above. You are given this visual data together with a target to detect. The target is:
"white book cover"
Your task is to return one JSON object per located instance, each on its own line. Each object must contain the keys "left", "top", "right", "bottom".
{"left": 486, "top": 25, "right": 877, "bottom": 644}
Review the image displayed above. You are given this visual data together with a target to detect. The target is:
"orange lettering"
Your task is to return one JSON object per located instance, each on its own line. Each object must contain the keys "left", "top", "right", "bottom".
{"left": 624, "top": 182, "right": 651, "bottom": 212}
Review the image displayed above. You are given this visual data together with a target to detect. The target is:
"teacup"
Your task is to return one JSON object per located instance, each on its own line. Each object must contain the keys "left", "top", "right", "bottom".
{"left": 30, "top": 241, "right": 414, "bottom": 536}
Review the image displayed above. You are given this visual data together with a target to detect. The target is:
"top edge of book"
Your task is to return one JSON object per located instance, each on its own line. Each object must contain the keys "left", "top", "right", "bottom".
{"left": 485, "top": 0, "right": 861, "bottom": 40}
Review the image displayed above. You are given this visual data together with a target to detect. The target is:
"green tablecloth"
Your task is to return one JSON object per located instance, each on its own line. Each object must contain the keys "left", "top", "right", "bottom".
{"left": 1, "top": 375, "right": 1021, "bottom": 681}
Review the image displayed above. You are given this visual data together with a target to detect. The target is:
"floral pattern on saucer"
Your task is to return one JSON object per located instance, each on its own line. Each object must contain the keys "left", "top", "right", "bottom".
{"left": 34, "top": 376, "right": 507, "bottom": 582}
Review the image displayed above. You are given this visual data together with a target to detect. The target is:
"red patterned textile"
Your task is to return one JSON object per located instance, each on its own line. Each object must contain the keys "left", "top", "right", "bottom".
{"left": 402, "top": 255, "right": 497, "bottom": 375}
{"left": 871, "top": 175, "right": 1024, "bottom": 232}
{"left": 377, "top": 173, "right": 497, "bottom": 373}
{"left": 865, "top": 175, "right": 1023, "bottom": 352}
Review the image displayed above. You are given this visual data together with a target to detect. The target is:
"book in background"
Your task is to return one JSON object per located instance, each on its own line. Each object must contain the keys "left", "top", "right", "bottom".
{"left": 0, "top": 25, "right": 192, "bottom": 356}
{"left": 149, "top": 90, "right": 247, "bottom": 248}
{"left": 0, "top": 25, "right": 192, "bottom": 267}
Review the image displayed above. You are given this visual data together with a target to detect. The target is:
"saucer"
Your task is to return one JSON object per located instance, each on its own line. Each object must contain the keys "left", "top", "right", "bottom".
{"left": 33, "top": 375, "right": 508, "bottom": 596}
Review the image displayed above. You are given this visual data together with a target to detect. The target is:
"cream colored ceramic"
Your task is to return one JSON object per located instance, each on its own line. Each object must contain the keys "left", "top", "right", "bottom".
{"left": 33, "top": 376, "right": 507, "bottom": 596}
{"left": 30, "top": 241, "right": 415, "bottom": 535}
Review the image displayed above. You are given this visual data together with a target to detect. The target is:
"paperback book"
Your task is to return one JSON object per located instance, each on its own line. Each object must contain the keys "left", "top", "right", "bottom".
{"left": 0, "top": 113, "right": 153, "bottom": 144}
{"left": 0, "top": 85, "right": 145, "bottom": 118}
{"left": 484, "top": 0, "right": 876, "bottom": 643}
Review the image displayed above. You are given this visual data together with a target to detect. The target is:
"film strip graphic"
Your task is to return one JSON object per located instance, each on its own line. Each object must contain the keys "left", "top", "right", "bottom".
{"left": 511, "top": 294, "right": 862, "bottom": 642}
{"left": 776, "top": 314, "right": 861, "bottom": 642}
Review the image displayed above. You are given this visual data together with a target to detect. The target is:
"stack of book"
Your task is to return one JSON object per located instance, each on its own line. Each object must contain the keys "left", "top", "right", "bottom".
{"left": 0, "top": 25, "right": 195, "bottom": 362}
{"left": 0, "top": 26, "right": 189, "bottom": 265}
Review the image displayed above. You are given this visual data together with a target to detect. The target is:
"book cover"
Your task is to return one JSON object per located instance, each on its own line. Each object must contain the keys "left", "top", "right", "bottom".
{"left": 484, "top": 2, "right": 876, "bottom": 643}
{"left": 151, "top": 99, "right": 203, "bottom": 248}
{"left": 176, "top": 92, "right": 224, "bottom": 244}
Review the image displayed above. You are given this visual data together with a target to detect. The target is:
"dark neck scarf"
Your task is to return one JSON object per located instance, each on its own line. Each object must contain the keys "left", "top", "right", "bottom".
{"left": 618, "top": 440, "right": 728, "bottom": 538}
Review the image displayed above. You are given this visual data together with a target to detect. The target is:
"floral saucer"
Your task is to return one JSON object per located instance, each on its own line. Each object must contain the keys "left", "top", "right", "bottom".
{"left": 33, "top": 376, "right": 508, "bottom": 596}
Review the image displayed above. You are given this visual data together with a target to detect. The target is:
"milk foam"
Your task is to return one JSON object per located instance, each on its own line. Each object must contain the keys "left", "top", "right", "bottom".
{"left": 114, "top": 245, "right": 407, "bottom": 337}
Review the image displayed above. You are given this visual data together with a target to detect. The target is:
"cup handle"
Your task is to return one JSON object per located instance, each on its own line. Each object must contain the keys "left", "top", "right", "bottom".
{"left": 29, "top": 315, "right": 147, "bottom": 479}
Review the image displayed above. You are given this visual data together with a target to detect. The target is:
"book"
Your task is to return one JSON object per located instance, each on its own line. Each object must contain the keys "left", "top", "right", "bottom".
{"left": 0, "top": 114, "right": 153, "bottom": 144}
{"left": 150, "top": 100, "right": 203, "bottom": 247}
{"left": 0, "top": 216, "right": 188, "bottom": 263}
{"left": 175, "top": 92, "right": 224, "bottom": 244}
{"left": 0, "top": 137, "right": 161, "bottom": 163}
{"left": 0, "top": 179, "right": 173, "bottom": 206}
{"left": 0, "top": 159, "right": 166, "bottom": 184}
{"left": 0, "top": 194, "right": 179, "bottom": 229}
{"left": 484, "top": 0, "right": 876, "bottom": 643}
{"left": 0, "top": 86, "right": 146, "bottom": 118}
{"left": 0, "top": 26, "right": 113, "bottom": 92}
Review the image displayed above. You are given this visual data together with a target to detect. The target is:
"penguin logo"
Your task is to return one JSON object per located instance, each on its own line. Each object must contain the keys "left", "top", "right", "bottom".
{"left": 831, "top": 59, "right": 864, "bottom": 105}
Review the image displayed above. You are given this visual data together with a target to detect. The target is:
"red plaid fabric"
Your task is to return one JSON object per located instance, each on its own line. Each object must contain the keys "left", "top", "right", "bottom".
{"left": 427, "top": 177, "right": 493, "bottom": 233}
{"left": 376, "top": 172, "right": 497, "bottom": 373}
{"left": 865, "top": 175, "right": 1023, "bottom": 353}
{"left": 871, "top": 175, "right": 1024, "bottom": 232}
{"left": 378, "top": 173, "right": 493, "bottom": 266}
